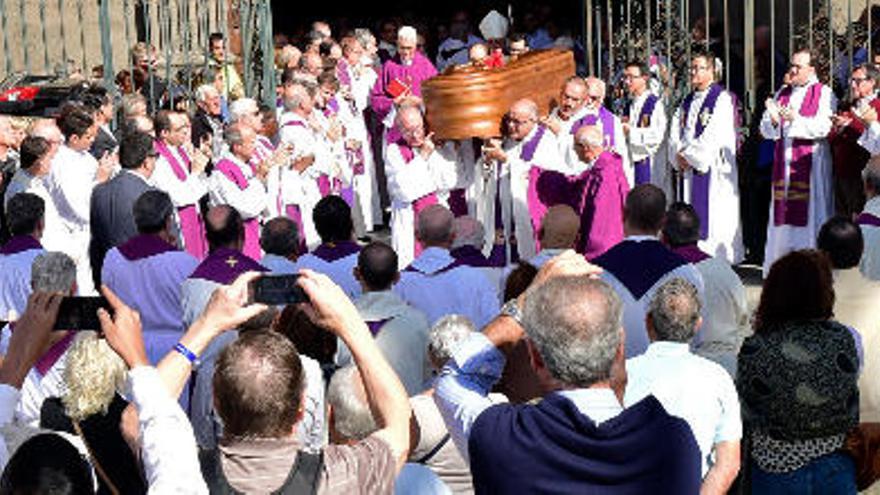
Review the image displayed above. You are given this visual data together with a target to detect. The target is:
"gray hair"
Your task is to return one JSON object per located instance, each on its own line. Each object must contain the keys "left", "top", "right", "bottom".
{"left": 428, "top": 315, "right": 475, "bottom": 367}
{"left": 31, "top": 252, "right": 76, "bottom": 293}
{"left": 195, "top": 84, "right": 218, "bottom": 103}
{"left": 648, "top": 278, "right": 701, "bottom": 342}
{"left": 354, "top": 28, "right": 375, "bottom": 47}
{"left": 327, "top": 365, "right": 378, "bottom": 441}
{"left": 228, "top": 98, "right": 258, "bottom": 124}
{"left": 864, "top": 156, "right": 880, "bottom": 192}
{"left": 522, "top": 276, "right": 622, "bottom": 387}
{"left": 282, "top": 80, "right": 316, "bottom": 112}
{"left": 398, "top": 26, "right": 417, "bottom": 43}
{"left": 224, "top": 123, "right": 245, "bottom": 147}
{"left": 121, "top": 93, "right": 146, "bottom": 118}
{"left": 451, "top": 216, "right": 485, "bottom": 250}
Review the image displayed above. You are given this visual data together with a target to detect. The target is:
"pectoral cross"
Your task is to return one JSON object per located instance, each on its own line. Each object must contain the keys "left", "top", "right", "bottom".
{"left": 225, "top": 256, "right": 239, "bottom": 268}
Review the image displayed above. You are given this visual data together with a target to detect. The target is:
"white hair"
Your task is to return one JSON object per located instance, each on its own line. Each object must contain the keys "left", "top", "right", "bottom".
{"left": 398, "top": 25, "right": 418, "bottom": 43}
{"left": 228, "top": 97, "right": 258, "bottom": 124}
{"left": 428, "top": 315, "right": 475, "bottom": 367}
{"left": 584, "top": 77, "right": 606, "bottom": 99}
{"left": 31, "top": 252, "right": 76, "bottom": 293}
{"left": 327, "top": 365, "right": 378, "bottom": 441}
{"left": 62, "top": 331, "right": 127, "bottom": 421}
{"left": 451, "top": 216, "right": 486, "bottom": 250}
{"left": 195, "top": 84, "right": 218, "bottom": 102}
{"left": 578, "top": 125, "right": 605, "bottom": 148}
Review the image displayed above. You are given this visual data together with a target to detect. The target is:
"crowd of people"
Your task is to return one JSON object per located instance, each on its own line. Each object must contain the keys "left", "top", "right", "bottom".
{"left": 0, "top": 8, "right": 877, "bottom": 495}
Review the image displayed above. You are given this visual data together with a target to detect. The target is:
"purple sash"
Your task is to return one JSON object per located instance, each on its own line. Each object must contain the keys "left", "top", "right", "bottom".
{"left": 366, "top": 317, "right": 392, "bottom": 337}
{"left": 189, "top": 247, "right": 267, "bottom": 285}
{"left": 284, "top": 204, "right": 308, "bottom": 254}
{"left": 670, "top": 244, "right": 712, "bottom": 264}
{"left": 0, "top": 235, "right": 42, "bottom": 255}
{"left": 11, "top": 321, "right": 75, "bottom": 375}
{"left": 403, "top": 258, "right": 465, "bottom": 276}
{"left": 154, "top": 141, "right": 206, "bottom": 258}
{"left": 772, "top": 82, "right": 823, "bottom": 227}
{"left": 311, "top": 240, "right": 361, "bottom": 263}
{"left": 571, "top": 107, "right": 616, "bottom": 149}
{"left": 336, "top": 59, "right": 352, "bottom": 88}
{"left": 447, "top": 188, "right": 468, "bottom": 217}
{"left": 450, "top": 245, "right": 491, "bottom": 267}
{"left": 680, "top": 84, "right": 724, "bottom": 239}
{"left": 521, "top": 126, "right": 553, "bottom": 252}
{"left": 214, "top": 159, "right": 262, "bottom": 260}
{"left": 856, "top": 212, "right": 880, "bottom": 227}
{"left": 324, "top": 98, "right": 340, "bottom": 117}
{"left": 282, "top": 119, "right": 307, "bottom": 129}
{"left": 633, "top": 94, "right": 659, "bottom": 185}
{"left": 593, "top": 239, "right": 689, "bottom": 299}
{"left": 154, "top": 140, "right": 189, "bottom": 180}
{"left": 117, "top": 234, "right": 178, "bottom": 261}
{"left": 398, "top": 141, "right": 438, "bottom": 258}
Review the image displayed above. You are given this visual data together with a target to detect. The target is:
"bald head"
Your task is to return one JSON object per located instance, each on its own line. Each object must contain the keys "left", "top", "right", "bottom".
{"left": 508, "top": 98, "right": 539, "bottom": 140}
{"left": 584, "top": 77, "right": 606, "bottom": 110}
{"left": 416, "top": 205, "right": 455, "bottom": 248}
{"left": 396, "top": 106, "right": 426, "bottom": 147}
{"left": 205, "top": 205, "right": 244, "bottom": 251}
{"left": 27, "top": 119, "right": 63, "bottom": 153}
{"left": 540, "top": 205, "right": 580, "bottom": 249}
{"left": 574, "top": 125, "right": 605, "bottom": 163}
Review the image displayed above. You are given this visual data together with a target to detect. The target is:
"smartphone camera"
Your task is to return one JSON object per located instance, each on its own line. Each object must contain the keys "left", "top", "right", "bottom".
{"left": 249, "top": 274, "right": 309, "bottom": 305}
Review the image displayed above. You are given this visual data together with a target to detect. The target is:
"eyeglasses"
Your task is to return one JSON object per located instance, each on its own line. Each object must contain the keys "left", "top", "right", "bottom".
{"left": 689, "top": 65, "right": 710, "bottom": 73}
{"left": 585, "top": 94, "right": 603, "bottom": 102}
{"left": 789, "top": 63, "right": 810, "bottom": 72}
{"left": 852, "top": 77, "right": 871, "bottom": 84}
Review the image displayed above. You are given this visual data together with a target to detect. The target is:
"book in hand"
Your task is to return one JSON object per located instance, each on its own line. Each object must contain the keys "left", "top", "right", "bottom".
{"left": 387, "top": 77, "right": 411, "bottom": 99}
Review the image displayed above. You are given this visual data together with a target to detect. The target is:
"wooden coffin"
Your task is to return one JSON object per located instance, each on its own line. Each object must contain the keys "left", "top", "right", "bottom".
{"left": 422, "top": 49, "right": 576, "bottom": 140}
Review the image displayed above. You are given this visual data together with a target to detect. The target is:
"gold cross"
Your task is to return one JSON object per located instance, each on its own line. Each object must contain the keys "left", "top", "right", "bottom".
{"left": 225, "top": 256, "right": 238, "bottom": 268}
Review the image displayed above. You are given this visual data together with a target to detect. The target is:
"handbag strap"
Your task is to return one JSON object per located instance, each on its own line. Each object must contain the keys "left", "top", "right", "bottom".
{"left": 72, "top": 419, "right": 121, "bottom": 495}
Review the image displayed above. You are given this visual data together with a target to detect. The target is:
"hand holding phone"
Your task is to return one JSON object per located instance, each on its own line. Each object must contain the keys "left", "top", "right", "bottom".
{"left": 54, "top": 297, "right": 113, "bottom": 330}
{"left": 248, "top": 274, "right": 309, "bottom": 305}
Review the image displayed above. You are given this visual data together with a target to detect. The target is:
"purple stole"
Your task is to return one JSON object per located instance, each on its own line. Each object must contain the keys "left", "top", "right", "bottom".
{"left": 670, "top": 243, "right": 712, "bottom": 264}
{"left": 524, "top": 126, "right": 572, "bottom": 254}
{"left": 154, "top": 140, "right": 208, "bottom": 259}
{"left": 336, "top": 59, "right": 352, "bottom": 88}
{"left": 593, "top": 239, "right": 689, "bottom": 299}
{"left": 403, "top": 258, "right": 465, "bottom": 276}
{"left": 571, "top": 106, "right": 616, "bottom": 148}
{"left": 117, "top": 234, "right": 178, "bottom": 261}
{"left": 632, "top": 94, "right": 659, "bottom": 185}
{"left": 251, "top": 135, "right": 275, "bottom": 165}
{"left": 0, "top": 235, "right": 42, "bottom": 255}
{"left": 680, "top": 84, "right": 724, "bottom": 239}
{"left": 189, "top": 247, "right": 267, "bottom": 285}
{"left": 310, "top": 240, "right": 361, "bottom": 262}
{"left": 213, "top": 159, "right": 262, "bottom": 261}
{"left": 856, "top": 212, "right": 880, "bottom": 227}
{"left": 365, "top": 317, "right": 392, "bottom": 337}
{"left": 279, "top": 119, "right": 309, "bottom": 248}
{"left": 450, "top": 245, "right": 492, "bottom": 267}
{"left": 397, "top": 141, "right": 438, "bottom": 258}
{"left": 10, "top": 321, "right": 75, "bottom": 375}
{"left": 773, "top": 83, "right": 823, "bottom": 227}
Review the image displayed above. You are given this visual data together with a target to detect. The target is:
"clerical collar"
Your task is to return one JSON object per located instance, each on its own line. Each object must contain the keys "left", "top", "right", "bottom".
{"left": 624, "top": 234, "right": 659, "bottom": 242}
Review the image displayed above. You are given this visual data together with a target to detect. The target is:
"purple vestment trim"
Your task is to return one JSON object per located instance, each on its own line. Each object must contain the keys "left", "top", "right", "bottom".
{"left": 681, "top": 84, "right": 724, "bottom": 239}
{"left": 117, "top": 234, "right": 179, "bottom": 261}
{"left": 670, "top": 244, "right": 712, "bottom": 264}
{"left": 311, "top": 241, "right": 362, "bottom": 263}
{"left": 572, "top": 107, "right": 616, "bottom": 148}
{"left": 189, "top": 247, "right": 267, "bottom": 285}
{"left": 772, "top": 82, "right": 823, "bottom": 227}
{"left": 633, "top": 94, "right": 659, "bottom": 185}
{"left": 366, "top": 317, "right": 392, "bottom": 337}
{"left": 402, "top": 258, "right": 465, "bottom": 276}
{"left": 154, "top": 140, "right": 190, "bottom": 180}
{"left": 11, "top": 322, "right": 75, "bottom": 375}
{"left": 856, "top": 212, "right": 880, "bottom": 227}
{"left": 450, "top": 245, "right": 492, "bottom": 267}
{"left": 520, "top": 126, "right": 547, "bottom": 162}
{"left": 593, "top": 239, "right": 689, "bottom": 299}
{"left": 0, "top": 235, "right": 42, "bottom": 255}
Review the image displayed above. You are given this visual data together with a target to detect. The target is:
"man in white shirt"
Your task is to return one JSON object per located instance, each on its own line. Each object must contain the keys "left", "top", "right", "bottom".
{"left": 759, "top": 49, "right": 835, "bottom": 273}
{"left": 592, "top": 185, "right": 704, "bottom": 357}
{"left": 475, "top": 99, "right": 564, "bottom": 263}
{"left": 661, "top": 203, "right": 749, "bottom": 376}
{"left": 625, "top": 278, "right": 741, "bottom": 492}
{"left": 208, "top": 123, "right": 268, "bottom": 261}
{"left": 152, "top": 110, "right": 209, "bottom": 259}
{"left": 622, "top": 61, "right": 668, "bottom": 187}
{"left": 818, "top": 216, "right": 880, "bottom": 423}
{"left": 0, "top": 193, "right": 46, "bottom": 321}
{"left": 46, "top": 104, "right": 114, "bottom": 295}
{"left": 339, "top": 241, "right": 431, "bottom": 395}
{"left": 296, "top": 195, "right": 363, "bottom": 299}
{"left": 394, "top": 205, "right": 500, "bottom": 328}
{"left": 668, "top": 52, "right": 743, "bottom": 264}
{"left": 3, "top": 135, "right": 58, "bottom": 247}
{"left": 385, "top": 106, "right": 459, "bottom": 267}
{"left": 542, "top": 77, "right": 589, "bottom": 151}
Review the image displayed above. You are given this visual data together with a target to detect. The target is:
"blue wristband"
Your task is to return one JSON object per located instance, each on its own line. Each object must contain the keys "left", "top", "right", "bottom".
{"left": 174, "top": 342, "right": 200, "bottom": 367}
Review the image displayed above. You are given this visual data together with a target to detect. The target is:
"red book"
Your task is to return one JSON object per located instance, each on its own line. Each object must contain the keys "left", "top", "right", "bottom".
{"left": 387, "top": 77, "right": 410, "bottom": 99}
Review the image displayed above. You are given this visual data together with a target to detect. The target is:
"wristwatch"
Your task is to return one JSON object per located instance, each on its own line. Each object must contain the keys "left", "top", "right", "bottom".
{"left": 499, "top": 299, "right": 523, "bottom": 326}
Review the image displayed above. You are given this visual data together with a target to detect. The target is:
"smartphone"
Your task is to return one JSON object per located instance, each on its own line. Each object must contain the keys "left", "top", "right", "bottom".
{"left": 249, "top": 274, "right": 309, "bottom": 305}
{"left": 54, "top": 297, "right": 112, "bottom": 330}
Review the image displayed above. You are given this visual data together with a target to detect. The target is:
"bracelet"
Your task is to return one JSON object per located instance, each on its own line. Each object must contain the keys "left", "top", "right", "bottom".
{"left": 173, "top": 342, "right": 200, "bottom": 367}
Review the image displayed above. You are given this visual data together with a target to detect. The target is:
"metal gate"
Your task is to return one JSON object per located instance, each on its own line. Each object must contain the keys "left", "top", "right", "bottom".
{"left": 0, "top": 0, "right": 275, "bottom": 109}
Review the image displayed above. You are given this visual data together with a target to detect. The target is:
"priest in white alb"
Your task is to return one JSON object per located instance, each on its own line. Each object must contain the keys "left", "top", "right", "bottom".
{"left": 759, "top": 48, "right": 835, "bottom": 274}
{"left": 668, "top": 52, "right": 744, "bottom": 264}
{"left": 623, "top": 60, "right": 668, "bottom": 187}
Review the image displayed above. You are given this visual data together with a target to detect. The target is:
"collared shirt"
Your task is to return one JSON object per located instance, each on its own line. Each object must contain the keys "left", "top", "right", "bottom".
{"left": 624, "top": 341, "right": 742, "bottom": 476}
{"left": 394, "top": 247, "right": 500, "bottom": 328}
{"left": 435, "top": 332, "right": 624, "bottom": 464}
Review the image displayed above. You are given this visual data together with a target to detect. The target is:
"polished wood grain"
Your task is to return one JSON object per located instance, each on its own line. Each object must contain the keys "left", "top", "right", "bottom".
{"left": 422, "top": 49, "right": 576, "bottom": 140}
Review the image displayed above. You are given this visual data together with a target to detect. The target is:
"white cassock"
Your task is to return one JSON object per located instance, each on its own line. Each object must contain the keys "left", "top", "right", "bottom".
{"left": 4, "top": 170, "right": 65, "bottom": 252}
{"left": 385, "top": 140, "right": 459, "bottom": 268}
{"left": 152, "top": 144, "right": 207, "bottom": 219}
{"left": 0, "top": 239, "right": 44, "bottom": 321}
{"left": 274, "top": 111, "right": 330, "bottom": 249}
{"left": 548, "top": 106, "right": 589, "bottom": 174}
{"left": 668, "top": 86, "right": 744, "bottom": 264}
{"left": 45, "top": 144, "right": 99, "bottom": 294}
{"left": 626, "top": 91, "right": 669, "bottom": 187}
{"left": 207, "top": 153, "right": 268, "bottom": 220}
{"left": 759, "top": 78, "right": 835, "bottom": 274}
{"left": 473, "top": 125, "right": 564, "bottom": 261}
{"left": 335, "top": 93, "right": 379, "bottom": 232}
{"left": 859, "top": 196, "right": 880, "bottom": 280}
{"left": 857, "top": 116, "right": 880, "bottom": 155}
